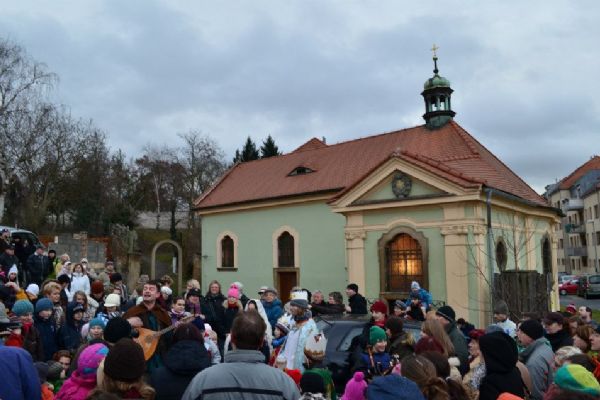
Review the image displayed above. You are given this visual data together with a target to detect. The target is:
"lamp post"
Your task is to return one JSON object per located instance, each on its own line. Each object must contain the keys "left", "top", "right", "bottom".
{"left": 588, "top": 219, "right": 599, "bottom": 273}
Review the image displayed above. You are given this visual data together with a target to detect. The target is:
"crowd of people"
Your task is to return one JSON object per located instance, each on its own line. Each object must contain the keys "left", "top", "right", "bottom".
{"left": 1, "top": 240, "right": 600, "bottom": 399}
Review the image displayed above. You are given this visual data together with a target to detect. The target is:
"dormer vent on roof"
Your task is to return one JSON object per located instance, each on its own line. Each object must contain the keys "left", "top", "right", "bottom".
{"left": 288, "top": 166, "right": 315, "bottom": 176}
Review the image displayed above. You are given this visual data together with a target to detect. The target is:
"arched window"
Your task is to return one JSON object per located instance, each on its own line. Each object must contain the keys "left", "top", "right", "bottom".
{"left": 542, "top": 237, "right": 552, "bottom": 274}
{"left": 221, "top": 235, "right": 234, "bottom": 268}
{"left": 384, "top": 233, "right": 423, "bottom": 292}
{"left": 278, "top": 231, "right": 295, "bottom": 268}
{"left": 496, "top": 239, "right": 507, "bottom": 271}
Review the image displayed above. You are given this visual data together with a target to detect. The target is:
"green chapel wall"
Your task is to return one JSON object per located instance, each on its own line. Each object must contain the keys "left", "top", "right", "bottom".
{"left": 201, "top": 201, "right": 346, "bottom": 296}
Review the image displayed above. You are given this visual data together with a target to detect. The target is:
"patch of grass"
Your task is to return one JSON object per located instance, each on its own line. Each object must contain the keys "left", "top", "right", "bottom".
{"left": 560, "top": 305, "right": 600, "bottom": 323}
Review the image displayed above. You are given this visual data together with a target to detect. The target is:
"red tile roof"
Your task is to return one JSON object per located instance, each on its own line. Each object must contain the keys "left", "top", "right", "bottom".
{"left": 195, "top": 121, "right": 547, "bottom": 210}
{"left": 559, "top": 156, "right": 600, "bottom": 189}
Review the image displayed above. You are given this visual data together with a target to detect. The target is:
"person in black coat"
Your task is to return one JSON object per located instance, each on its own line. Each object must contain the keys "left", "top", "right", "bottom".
{"left": 345, "top": 283, "right": 368, "bottom": 315}
{"left": 25, "top": 246, "right": 50, "bottom": 286}
{"left": 57, "top": 301, "right": 84, "bottom": 352}
{"left": 202, "top": 280, "right": 226, "bottom": 340}
{"left": 150, "top": 323, "right": 211, "bottom": 400}
{"left": 478, "top": 331, "right": 525, "bottom": 400}
{"left": 544, "top": 312, "right": 574, "bottom": 352}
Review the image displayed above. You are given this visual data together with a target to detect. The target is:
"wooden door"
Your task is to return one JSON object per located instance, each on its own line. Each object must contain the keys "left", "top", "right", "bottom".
{"left": 277, "top": 270, "right": 298, "bottom": 304}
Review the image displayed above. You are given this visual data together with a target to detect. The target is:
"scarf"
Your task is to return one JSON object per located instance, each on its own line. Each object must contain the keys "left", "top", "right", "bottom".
{"left": 293, "top": 309, "right": 311, "bottom": 322}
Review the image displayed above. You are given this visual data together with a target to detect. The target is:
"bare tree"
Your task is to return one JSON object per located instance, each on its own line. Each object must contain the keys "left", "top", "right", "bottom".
{"left": 0, "top": 39, "right": 57, "bottom": 221}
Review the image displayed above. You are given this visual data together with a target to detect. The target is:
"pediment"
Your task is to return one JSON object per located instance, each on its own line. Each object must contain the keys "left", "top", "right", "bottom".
{"left": 330, "top": 157, "right": 478, "bottom": 208}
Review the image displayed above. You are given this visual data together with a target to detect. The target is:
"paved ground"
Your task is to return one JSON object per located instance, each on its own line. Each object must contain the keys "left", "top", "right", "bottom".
{"left": 559, "top": 294, "right": 600, "bottom": 309}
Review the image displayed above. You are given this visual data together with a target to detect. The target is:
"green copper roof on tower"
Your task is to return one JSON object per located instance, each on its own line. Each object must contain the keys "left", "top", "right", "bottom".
{"left": 421, "top": 44, "right": 455, "bottom": 129}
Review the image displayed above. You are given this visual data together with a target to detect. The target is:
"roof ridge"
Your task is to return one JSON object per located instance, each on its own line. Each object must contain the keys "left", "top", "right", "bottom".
{"left": 449, "top": 121, "right": 546, "bottom": 202}
{"left": 558, "top": 155, "right": 600, "bottom": 188}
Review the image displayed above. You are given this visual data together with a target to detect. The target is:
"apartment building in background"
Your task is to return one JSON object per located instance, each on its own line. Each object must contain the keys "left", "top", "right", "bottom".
{"left": 545, "top": 156, "right": 600, "bottom": 274}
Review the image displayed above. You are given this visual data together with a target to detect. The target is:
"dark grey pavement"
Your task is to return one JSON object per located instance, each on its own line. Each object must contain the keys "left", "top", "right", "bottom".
{"left": 559, "top": 294, "right": 600, "bottom": 310}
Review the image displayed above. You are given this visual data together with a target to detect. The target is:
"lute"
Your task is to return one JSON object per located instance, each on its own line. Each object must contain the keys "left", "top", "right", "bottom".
{"left": 134, "top": 315, "right": 195, "bottom": 361}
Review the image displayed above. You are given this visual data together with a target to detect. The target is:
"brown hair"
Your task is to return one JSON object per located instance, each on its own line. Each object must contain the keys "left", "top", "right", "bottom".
{"left": 231, "top": 311, "right": 266, "bottom": 350}
{"left": 421, "top": 351, "right": 470, "bottom": 400}
{"left": 422, "top": 319, "right": 455, "bottom": 357}
{"left": 53, "top": 350, "right": 72, "bottom": 361}
{"left": 160, "top": 274, "right": 173, "bottom": 286}
{"left": 100, "top": 374, "right": 155, "bottom": 400}
{"left": 73, "top": 290, "right": 88, "bottom": 309}
{"left": 172, "top": 323, "right": 203, "bottom": 345}
{"left": 575, "top": 325, "right": 595, "bottom": 352}
{"left": 401, "top": 355, "right": 450, "bottom": 400}
{"left": 207, "top": 280, "right": 221, "bottom": 293}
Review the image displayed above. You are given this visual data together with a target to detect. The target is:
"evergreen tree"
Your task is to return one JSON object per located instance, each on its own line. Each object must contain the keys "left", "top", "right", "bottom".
{"left": 260, "top": 135, "right": 281, "bottom": 158}
{"left": 233, "top": 137, "right": 259, "bottom": 163}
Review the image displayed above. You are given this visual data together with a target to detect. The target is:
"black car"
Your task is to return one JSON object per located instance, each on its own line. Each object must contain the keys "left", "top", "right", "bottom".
{"left": 314, "top": 314, "right": 422, "bottom": 392}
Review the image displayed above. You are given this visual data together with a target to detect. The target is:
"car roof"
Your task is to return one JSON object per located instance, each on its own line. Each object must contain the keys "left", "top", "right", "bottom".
{"left": 0, "top": 225, "right": 36, "bottom": 234}
{"left": 315, "top": 314, "right": 422, "bottom": 327}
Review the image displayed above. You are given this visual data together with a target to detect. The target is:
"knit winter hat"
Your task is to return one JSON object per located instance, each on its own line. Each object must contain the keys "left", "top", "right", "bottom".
{"left": 411, "top": 281, "right": 420, "bottom": 290}
{"left": 103, "top": 317, "right": 132, "bottom": 344}
{"left": 286, "top": 369, "right": 302, "bottom": 386}
{"left": 394, "top": 300, "right": 407, "bottom": 310}
{"left": 109, "top": 272, "right": 123, "bottom": 283}
{"left": 300, "top": 371, "right": 325, "bottom": 394}
{"left": 78, "top": 343, "right": 109, "bottom": 379}
{"left": 161, "top": 286, "right": 173, "bottom": 296}
{"left": 104, "top": 293, "right": 120, "bottom": 308}
{"left": 369, "top": 326, "right": 387, "bottom": 346}
{"left": 342, "top": 371, "right": 367, "bottom": 400}
{"left": 227, "top": 284, "right": 240, "bottom": 299}
{"left": 554, "top": 364, "right": 600, "bottom": 396}
{"left": 565, "top": 303, "right": 577, "bottom": 315}
{"left": 366, "top": 375, "right": 425, "bottom": 400}
{"left": 25, "top": 283, "right": 39, "bottom": 296}
{"left": 47, "top": 361, "right": 64, "bottom": 380}
{"left": 8, "top": 265, "right": 18, "bottom": 276}
{"left": 493, "top": 300, "right": 509, "bottom": 315}
{"left": 436, "top": 305, "right": 456, "bottom": 322}
{"left": 370, "top": 300, "right": 388, "bottom": 315}
{"left": 519, "top": 319, "right": 544, "bottom": 340}
{"left": 35, "top": 298, "right": 53, "bottom": 313}
{"left": 89, "top": 317, "right": 105, "bottom": 330}
{"left": 12, "top": 299, "right": 34, "bottom": 316}
{"left": 91, "top": 280, "right": 104, "bottom": 295}
{"left": 34, "top": 362, "right": 49, "bottom": 384}
{"left": 104, "top": 338, "right": 145, "bottom": 382}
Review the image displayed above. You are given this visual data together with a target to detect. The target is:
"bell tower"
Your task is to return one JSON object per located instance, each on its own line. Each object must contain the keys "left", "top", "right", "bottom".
{"left": 422, "top": 45, "right": 455, "bottom": 129}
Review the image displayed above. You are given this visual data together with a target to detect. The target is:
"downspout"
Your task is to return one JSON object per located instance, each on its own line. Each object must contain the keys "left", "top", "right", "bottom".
{"left": 486, "top": 188, "right": 495, "bottom": 324}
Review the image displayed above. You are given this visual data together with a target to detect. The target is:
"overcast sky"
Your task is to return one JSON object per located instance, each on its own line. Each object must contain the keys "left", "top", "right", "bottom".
{"left": 1, "top": 1, "right": 599, "bottom": 193}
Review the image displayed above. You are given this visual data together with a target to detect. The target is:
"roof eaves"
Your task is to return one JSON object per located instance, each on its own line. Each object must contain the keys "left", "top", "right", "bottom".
{"left": 193, "top": 162, "right": 241, "bottom": 208}
{"left": 194, "top": 188, "right": 343, "bottom": 212}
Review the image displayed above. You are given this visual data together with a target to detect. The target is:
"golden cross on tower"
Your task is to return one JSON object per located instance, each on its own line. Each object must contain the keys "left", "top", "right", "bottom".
{"left": 431, "top": 44, "right": 439, "bottom": 58}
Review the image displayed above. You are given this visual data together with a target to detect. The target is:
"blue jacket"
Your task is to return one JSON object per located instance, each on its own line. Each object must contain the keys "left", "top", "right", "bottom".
{"left": 414, "top": 288, "right": 433, "bottom": 309}
{"left": 0, "top": 346, "right": 42, "bottom": 400}
{"left": 262, "top": 298, "right": 283, "bottom": 328}
{"left": 360, "top": 350, "right": 392, "bottom": 378}
{"left": 34, "top": 314, "right": 57, "bottom": 361}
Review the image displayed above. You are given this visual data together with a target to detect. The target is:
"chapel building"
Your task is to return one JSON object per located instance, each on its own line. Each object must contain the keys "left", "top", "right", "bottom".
{"left": 195, "top": 55, "right": 560, "bottom": 325}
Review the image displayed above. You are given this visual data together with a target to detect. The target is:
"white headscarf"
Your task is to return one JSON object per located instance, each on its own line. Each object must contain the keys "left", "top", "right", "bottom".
{"left": 245, "top": 298, "right": 273, "bottom": 351}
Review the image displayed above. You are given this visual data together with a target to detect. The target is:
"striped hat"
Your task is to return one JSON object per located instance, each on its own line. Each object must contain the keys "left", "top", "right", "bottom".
{"left": 554, "top": 364, "right": 600, "bottom": 396}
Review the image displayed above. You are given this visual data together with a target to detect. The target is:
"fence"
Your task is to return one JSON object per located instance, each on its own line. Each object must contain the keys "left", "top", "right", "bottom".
{"left": 494, "top": 271, "right": 551, "bottom": 320}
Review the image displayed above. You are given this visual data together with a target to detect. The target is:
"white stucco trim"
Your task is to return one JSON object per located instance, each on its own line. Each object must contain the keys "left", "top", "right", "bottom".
{"left": 216, "top": 231, "right": 239, "bottom": 269}
{"left": 272, "top": 226, "right": 300, "bottom": 269}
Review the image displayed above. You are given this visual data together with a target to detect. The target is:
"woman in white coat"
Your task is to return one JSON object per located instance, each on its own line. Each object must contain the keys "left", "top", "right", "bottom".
{"left": 68, "top": 263, "right": 90, "bottom": 301}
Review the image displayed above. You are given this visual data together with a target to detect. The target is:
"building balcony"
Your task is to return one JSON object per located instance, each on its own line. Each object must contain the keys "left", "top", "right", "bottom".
{"left": 566, "top": 246, "right": 588, "bottom": 257}
{"left": 565, "top": 223, "right": 586, "bottom": 234}
{"left": 565, "top": 198, "right": 584, "bottom": 211}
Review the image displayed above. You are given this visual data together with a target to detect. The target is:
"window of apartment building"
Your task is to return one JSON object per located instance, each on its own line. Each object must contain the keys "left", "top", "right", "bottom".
{"left": 595, "top": 204, "right": 599, "bottom": 219}
{"left": 559, "top": 238, "right": 563, "bottom": 249}
{"left": 572, "top": 259, "right": 576, "bottom": 270}
{"left": 582, "top": 235, "right": 587, "bottom": 246}
{"left": 597, "top": 231, "right": 600, "bottom": 246}
{"left": 583, "top": 256, "right": 588, "bottom": 267}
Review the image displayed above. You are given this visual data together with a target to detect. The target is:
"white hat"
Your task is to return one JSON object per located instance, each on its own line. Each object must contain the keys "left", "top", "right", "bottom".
{"left": 80, "top": 258, "right": 88, "bottom": 263}
{"left": 104, "top": 294, "right": 120, "bottom": 308}
{"left": 8, "top": 265, "right": 18, "bottom": 276}
{"left": 161, "top": 286, "right": 172, "bottom": 296}
{"left": 26, "top": 284, "right": 40, "bottom": 296}
{"left": 290, "top": 290, "right": 308, "bottom": 302}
